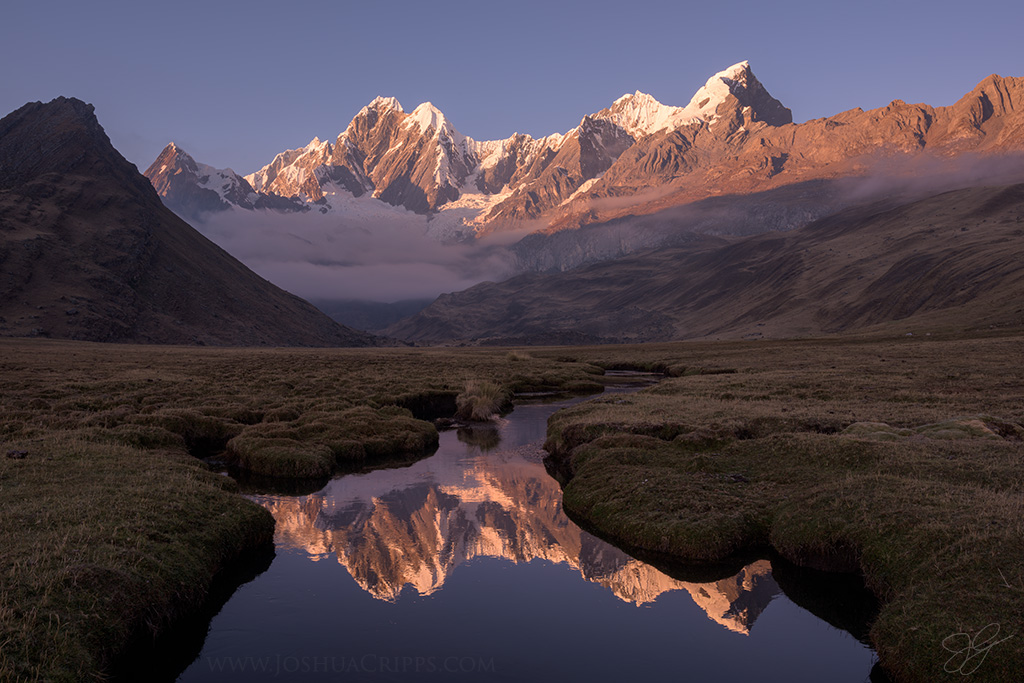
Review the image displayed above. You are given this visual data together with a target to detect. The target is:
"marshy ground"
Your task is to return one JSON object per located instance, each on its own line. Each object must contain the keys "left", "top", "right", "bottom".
{"left": 548, "top": 331, "right": 1024, "bottom": 682}
{"left": 1, "top": 331, "right": 1021, "bottom": 681}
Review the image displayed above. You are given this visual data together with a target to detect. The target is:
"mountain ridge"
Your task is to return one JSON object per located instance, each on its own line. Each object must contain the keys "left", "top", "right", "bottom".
{"left": 147, "top": 62, "right": 791, "bottom": 231}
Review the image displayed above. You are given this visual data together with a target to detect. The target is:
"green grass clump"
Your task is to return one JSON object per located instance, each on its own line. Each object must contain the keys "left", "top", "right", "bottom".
{"left": 226, "top": 436, "right": 336, "bottom": 478}
{"left": 224, "top": 405, "right": 439, "bottom": 477}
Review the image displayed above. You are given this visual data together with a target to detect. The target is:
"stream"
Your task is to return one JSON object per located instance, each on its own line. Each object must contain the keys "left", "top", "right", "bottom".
{"left": 163, "top": 377, "right": 881, "bottom": 681}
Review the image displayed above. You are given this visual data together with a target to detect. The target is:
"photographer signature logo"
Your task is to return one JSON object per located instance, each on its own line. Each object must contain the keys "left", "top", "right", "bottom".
{"left": 942, "top": 623, "right": 1013, "bottom": 675}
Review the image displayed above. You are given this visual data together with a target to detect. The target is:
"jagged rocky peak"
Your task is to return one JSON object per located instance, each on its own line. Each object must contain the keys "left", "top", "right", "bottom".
{"left": 304, "top": 136, "right": 329, "bottom": 153}
{"left": 596, "top": 61, "right": 791, "bottom": 139}
{"left": 148, "top": 141, "right": 198, "bottom": 176}
{"left": 346, "top": 95, "right": 407, "bottom": 137}
{"left": 145, "top": 142, "right": 202, "bottom": 200}
{"left": 146, "top": 141, "right": 307, "bottom": 219}
{"left": 602, "top": 90, "right": 684, "bottom": 137}
{"left": 687, "top": 60, "right": 792, "bottom": 127}
{"left": 361, "top": 95, "right": 404, "bottom": 115}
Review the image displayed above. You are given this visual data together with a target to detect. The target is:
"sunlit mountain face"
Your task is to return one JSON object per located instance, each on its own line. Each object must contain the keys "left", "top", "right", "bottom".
{"left": 256, "top": 415, "right": 780, "bottom": 634}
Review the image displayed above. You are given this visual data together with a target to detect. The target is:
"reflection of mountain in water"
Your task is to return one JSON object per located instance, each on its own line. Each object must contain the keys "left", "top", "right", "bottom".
{"left": 258, "top": 435, "right": 779, "bottom": 634}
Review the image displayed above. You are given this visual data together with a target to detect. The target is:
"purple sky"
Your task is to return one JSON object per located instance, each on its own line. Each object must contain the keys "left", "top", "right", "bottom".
{"left": 3, "top": 0, "right": 1022, "bottom": 175}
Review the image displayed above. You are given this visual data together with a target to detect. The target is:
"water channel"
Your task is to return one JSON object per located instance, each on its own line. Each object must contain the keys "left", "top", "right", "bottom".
{"left": 165, "top": 378, "right": 880, "bottom": 681}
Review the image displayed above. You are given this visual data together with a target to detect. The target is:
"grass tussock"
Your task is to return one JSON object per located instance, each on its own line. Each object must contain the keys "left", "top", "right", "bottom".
{"left": 542, "top": 331, "right": 1024, "bottom": 683}
{"left": 455, "top": 380, "right": 511, "bottom": 421}
{"left": 224, "top": 405, "right": 439, "bottom": 477}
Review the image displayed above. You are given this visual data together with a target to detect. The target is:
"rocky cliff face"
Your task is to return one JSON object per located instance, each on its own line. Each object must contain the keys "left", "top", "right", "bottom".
{"left": 0, "top": 97, "right": 375, "bottom": 346}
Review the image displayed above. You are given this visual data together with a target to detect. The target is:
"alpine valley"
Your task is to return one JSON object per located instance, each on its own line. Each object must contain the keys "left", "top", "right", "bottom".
{"left": 4, "top": 52, "right": 1024, "bottom": 683}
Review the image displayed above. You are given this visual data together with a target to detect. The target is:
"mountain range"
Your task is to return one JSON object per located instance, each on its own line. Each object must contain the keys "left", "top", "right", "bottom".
{"left": 147, "top": 62, "right": 1024, "bottom": 243}
{"left": 142, "top": 63, "right": 1024, "bottom": 344}
{"left": 4, "top": 62, "right": 1023, "bottom": 347}
{"left": 0, "top": 97, "right": 373, "bottom": 346}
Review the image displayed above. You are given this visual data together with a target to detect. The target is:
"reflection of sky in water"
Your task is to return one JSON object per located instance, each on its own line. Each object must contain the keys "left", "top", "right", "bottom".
{"left": 178, "top": 392, "right": 878, "bottom": 682}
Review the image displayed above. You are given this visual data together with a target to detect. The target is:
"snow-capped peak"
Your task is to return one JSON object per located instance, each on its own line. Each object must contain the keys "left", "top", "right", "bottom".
{"left": 406, "top": 102, "right": 459, "bottom": 137}
{"left": 358, "top": 96, "right": 405, "bottom": 118}
{"left": 595, "top": 61, "right": 765, "bottom": 137}
{"left": 683, "top": 61, "right": 752, "bottom": 116}
{"left": 602, "top": 91, "right": 687, "bottom": 138}
{"left": 161, "top": 141, "right": 196, "bottom": 163}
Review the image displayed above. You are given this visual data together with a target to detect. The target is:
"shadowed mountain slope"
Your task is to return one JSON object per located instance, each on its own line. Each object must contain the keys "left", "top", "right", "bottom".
{"left": 0, "top": 97, "right": 373, "bottom": 346}
{"left": 388, "top": 183, "right": 1024, "bottom": 344}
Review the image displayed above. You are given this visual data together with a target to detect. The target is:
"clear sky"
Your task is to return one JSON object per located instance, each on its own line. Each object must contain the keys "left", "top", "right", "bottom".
{"left": 2, "top": 0, "right": 1022, "bottom": 175}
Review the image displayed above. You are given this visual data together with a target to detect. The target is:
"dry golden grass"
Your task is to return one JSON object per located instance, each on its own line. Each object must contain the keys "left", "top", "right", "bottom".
{"left": 455, "top": 380, "right": 511, "bottom": 421}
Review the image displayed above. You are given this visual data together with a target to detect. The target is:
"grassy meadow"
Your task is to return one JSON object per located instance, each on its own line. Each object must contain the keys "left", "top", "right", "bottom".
{"left": 0, "top": 331, "right": 1021, "bottom": 681}
{"left": 0, "top": 339, "right": 603, "bottom": 681}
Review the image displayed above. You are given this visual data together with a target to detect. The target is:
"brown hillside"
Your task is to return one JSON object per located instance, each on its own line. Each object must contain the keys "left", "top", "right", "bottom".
{"left": 0, "top": 98, "right": 373, "bottom": 346}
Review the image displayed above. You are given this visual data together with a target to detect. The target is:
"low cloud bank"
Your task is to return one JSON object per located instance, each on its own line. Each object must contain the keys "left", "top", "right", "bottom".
{"left": 193, "top": 152, "right": 1024, "bottom": 302}
{"left": 195, "top": 211, "right": 517, "bottom": 303}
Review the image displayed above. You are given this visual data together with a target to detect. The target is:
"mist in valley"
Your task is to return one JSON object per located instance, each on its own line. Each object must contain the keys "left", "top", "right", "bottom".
{"left": 189, "top": 151, "right": 1024, "bottom": 327}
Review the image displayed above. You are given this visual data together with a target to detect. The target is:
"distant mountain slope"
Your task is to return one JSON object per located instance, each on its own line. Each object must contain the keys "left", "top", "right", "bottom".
{"left": 387, "top": 183, "right": 1024, "bottom": 344}
{"left": 144, "top": 143, "right": 306, "bottom": 222}
{"left": 0, "top": 97, "right": 374, "bottom": 346}
{"left": 147, "top": 64, "right": 1024, "bottom": 243}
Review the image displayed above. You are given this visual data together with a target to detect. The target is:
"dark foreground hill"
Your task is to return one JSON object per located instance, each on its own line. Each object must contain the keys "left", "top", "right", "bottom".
{"left": 0, "top": 98, "right": 373, "bottom": 346}
{"left": 388, "top": 182, "right": 1024, "bottom": 344}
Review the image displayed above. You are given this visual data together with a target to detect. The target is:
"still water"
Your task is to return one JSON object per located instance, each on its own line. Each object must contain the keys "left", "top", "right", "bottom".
{"left": 175, "top": 383, "right": 879, "bottom": 682}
